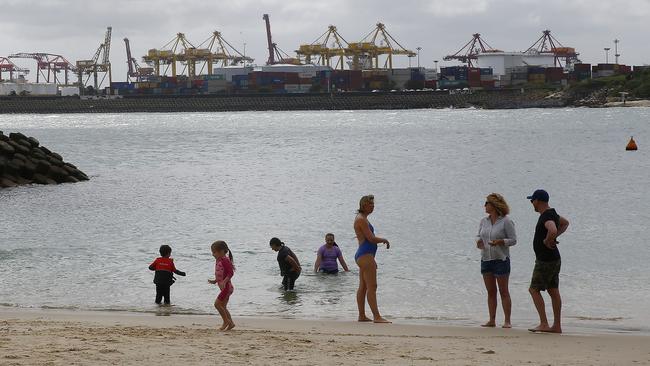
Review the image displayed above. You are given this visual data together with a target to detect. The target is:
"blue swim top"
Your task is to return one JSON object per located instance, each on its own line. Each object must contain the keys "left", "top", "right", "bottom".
{"left": 355, "top": 222, "right": 377, "bottom": 261}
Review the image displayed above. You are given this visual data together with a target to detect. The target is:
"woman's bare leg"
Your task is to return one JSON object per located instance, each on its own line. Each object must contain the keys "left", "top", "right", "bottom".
{"left": 482, "top": 274, "right": 497, "bottom": 327}
{"left": 496, "top": 275, "right": 512, "bottom": 328}
{"left": 358, "top": 255, "right": 390, "bottom": 323}
{"left": 356, "top": 261, "right": 371, "bottom": 321}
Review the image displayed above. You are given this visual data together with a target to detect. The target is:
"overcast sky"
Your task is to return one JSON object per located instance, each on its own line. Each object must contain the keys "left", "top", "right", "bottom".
{"left": 1, "top": 0, "right": 648, "bottom": 82}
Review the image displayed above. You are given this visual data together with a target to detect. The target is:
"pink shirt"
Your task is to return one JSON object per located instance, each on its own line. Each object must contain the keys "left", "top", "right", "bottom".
{"left": 215, "top": 257, "right": 234, "bottom": 289}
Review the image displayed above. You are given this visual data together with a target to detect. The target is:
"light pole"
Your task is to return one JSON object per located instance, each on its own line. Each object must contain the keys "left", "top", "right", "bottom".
{"left": 614, "top": 39, "right": 620, "bottom": 64}
{"left": 434, "top": 60, "right": 438, "bottom": 73}
{"left": 416, "top": 47, "right": 422, "bottom": 69}
{"left": 604, "top": 47, "right": 610, "bottom": 64}
{"left": 243, "top": 42, "right": 247, "bottom": 66}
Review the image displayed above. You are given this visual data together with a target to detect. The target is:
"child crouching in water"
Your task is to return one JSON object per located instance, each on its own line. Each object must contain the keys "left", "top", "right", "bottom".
{"left": 208, "top": 240, "right": 235, "bottom": 331}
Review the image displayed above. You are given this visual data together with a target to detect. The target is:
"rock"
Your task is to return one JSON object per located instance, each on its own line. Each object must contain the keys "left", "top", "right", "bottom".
{"left": 0, "top": 133, "right": 9, "bottom": 142}
{"left": 0, "top": 141, "right": 16, "bottom": 154}
{"left": 30, "top": 148, "right": 47, "bottom": 160}
{"left": 0, "top": 177, "right": 18, "bottom": 188}
{"left": 11, "top": 175, "right": 32, "bottom": 185}
{"left": 51, "top": 152, "right": 64, "bottom": 161}
{"left": 9, "top": 132, "right": 28, "bottom": 141}
{"left": 49, "top": 166, "right": 69, "bottom": 183}
{"left": 64, "top": 162, "right": 78, "bottom": 170}
{"left": 62, "top": 175, "right": 79, "bottom": 183}
{"left": 27, "top": 136, "right": 40, "bottom": 147}
{"left": 6, "top": 159, "right": 24, "bottom": 175}
{"left": 20, "top": 160, "right": 37, "bottom": 178}
{"left": 40, "top": 146, "right": 52, "bottom": 155}
{"left": 32, "top": 173, "right": 57, "bottom": 185}
{"left": 13, "top": 152, "right": 28, "bottom": 162}
{"left": 7, "top": 140, "right": 30, "bottom": 155}
{"left": 34, "top": 159, "right": 52, "bottom": 175}
{"left": 17, "top": 139, "right": 32, "bottom": 150}
{"left": 47, "top": 155, "right": 64, "bottom": 167}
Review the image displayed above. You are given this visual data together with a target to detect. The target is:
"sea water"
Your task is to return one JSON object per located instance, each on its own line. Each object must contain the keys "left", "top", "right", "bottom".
{"left": 2, "top": 108, "right": 649, "bottom": 334}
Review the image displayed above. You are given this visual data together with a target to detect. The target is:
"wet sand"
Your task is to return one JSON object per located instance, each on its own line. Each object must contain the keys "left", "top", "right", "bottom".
{"left": 1, "top": 308, "right": 649, "bottom": 365}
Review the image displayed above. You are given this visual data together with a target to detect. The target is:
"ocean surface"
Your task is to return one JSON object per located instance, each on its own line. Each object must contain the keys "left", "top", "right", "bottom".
{"left": 2, "top": 108, "right": 649, "bottom": 334}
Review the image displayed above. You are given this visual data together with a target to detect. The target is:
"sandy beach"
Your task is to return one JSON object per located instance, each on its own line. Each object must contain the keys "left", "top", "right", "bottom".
{"left": 1, "top": 308, "right": 648, "bottom": 365}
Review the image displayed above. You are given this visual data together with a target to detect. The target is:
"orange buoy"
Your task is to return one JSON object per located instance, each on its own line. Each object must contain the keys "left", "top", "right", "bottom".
{"left": 626, "top": 136, "right": 638, "bottom": 151}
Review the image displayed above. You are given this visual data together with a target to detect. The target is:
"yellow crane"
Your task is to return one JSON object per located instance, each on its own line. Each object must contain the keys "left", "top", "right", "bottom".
{"left": 346, "top": 23, "right": 415, "bottom": 70}
{"left": 142, "top": 33, "right": 196, "bottom": 77}
{"left": 195, "top": 31, "right": 253, "bottom": 75}
{"left": 296, "top": 25, "right": 349, "bottom": 70}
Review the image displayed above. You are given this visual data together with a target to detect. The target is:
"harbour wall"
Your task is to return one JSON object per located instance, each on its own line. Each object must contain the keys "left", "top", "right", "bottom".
{"left": 0, "top": 89, "right": 565, "bottom": 114}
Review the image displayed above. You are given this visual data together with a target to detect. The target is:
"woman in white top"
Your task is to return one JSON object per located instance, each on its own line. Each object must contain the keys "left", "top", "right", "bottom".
{"left": 476, "top": 193, "right": 517, "bottom": 328}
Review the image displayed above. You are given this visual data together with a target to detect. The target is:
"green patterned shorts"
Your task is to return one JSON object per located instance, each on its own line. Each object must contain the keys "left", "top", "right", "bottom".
{"left": 530, "top": 259, "right": 561, "bottom": 291}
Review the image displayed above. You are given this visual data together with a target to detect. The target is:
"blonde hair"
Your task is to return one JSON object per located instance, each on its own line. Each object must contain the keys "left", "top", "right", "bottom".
{"left": 486, "top": 193, "right": 510, "bottom": 216}
{"left": 357, "top": 194, "right": 374, "bottom": 214}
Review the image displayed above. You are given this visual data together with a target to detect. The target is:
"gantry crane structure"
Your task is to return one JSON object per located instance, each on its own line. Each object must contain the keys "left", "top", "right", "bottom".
{"left": 262, "top": 14, "right": 301, "bottom": 65}
{"left": 76, "top": 27, "right": 113, "bottom": 92}
{"left": 525, "top": 30, "right": 580, "bottom": 68}
{"left": 296, "top": 25, "right": 349, "bottom": 70}
{"left": 143, "top": 32, "right": 201, "bottom": 78}
{"left": 345, "top": 23, "right": 416, "bottom": 70}
{"left": 8, "top": 53, "right": 76, "bottom": 85}
{"left": 195, "top": 31, "right": 253, "bottom": 75}
{"left": 444, "top": 33, "right": 500, "bottom": 67}
{"left": 0, "top": 57, "right": 30, "bottom": 81}
{"left": 124, "top": 38, "right": 154, "bottom": 82}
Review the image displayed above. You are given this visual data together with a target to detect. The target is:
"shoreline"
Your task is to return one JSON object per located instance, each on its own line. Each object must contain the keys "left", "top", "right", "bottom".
{"left": 1, "top": 308, "right": 649, "bottom": 365}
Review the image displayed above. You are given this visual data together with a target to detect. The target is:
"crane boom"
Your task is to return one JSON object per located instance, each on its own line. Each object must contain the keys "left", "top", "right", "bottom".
{"left": 102, "top": 27, "right": 112, "bottom": 65}
{"left": 124, "top": 38, "right": 134, "bottom": 76}
{"left": 263, "top": 14, "right": 275, "bottom": 64}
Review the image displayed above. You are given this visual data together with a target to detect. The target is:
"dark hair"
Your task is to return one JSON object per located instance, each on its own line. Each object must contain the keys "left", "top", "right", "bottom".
{"left": 269, "top": 237, "right": 284, "bottom": 247}
{"left": 211, "top": 240, "right": 234, "bottom": 263}
{"left": 159, "top": 245, "right": 172, "bottom": 257}
{"left": 325, "top": 233, "right": 339, "bottom": 247}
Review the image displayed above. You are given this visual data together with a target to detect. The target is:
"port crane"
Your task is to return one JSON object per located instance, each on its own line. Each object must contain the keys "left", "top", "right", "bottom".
{"left": 345, "top": 23, "right": 415, "bottom": 70}
{"left": 262, "top": 14, "right": 301, "bottom": 65}
{"left": 195, "top": 31, "right": 254, "bottom": 75}
{"left": 124, "top": 38, "right": 154, "bottom": 82}
{"left": 296, "top": 25, "right": 349, "bottom": 70}
{"left": 525, "top": 30, "right": 580, "bottom": 68}
{"left": 0, "top": 57, "right": 30, "bottom": 81}
{"left": 444, "top": 33, "right": 500, "bottom": 67}
{"left": 8, "top": 53, "right": 76, "bottom": 85}
{"left": 143, "top": 33, "right": 199, "bottom": 78}
{"left": 76, "top": 27, "right": 113, "bottom": 92}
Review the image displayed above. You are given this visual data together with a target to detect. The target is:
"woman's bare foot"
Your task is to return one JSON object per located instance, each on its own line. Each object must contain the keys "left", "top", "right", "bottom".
{"left": 358, "top": 316, "right": 373, "bottom": 322}
{"left": 502, "top": 322, "right": 512, "bottom": 329}
{"left": 481, "top": 322, "right": 496, "bottom": 327}
{"left": 528, "top": 324, "right": 552, "bottom": 333}
{"left": 541, "top": 326, "right": 561, "bottom": 334}
{"left": 373, "top": 317, "right": 391, "bottom": 324}
{"left": 225, "top": 322, "right": 236, "bottom": 331}
{"left": 219, "top": 323, "right": 228, "bottom": 331}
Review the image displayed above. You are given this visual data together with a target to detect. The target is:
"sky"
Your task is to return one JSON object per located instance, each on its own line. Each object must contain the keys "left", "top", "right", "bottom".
{"left": 1, "top": 0, "right": 649, "bottom": 83}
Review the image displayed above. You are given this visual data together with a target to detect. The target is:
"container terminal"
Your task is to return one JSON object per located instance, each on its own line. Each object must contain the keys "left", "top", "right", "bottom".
{"left": 0, "top": 14, "right": 647, "bottom": 110}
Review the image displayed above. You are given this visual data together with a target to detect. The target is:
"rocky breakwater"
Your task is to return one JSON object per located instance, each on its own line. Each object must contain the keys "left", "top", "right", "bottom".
{"left": 0, "top": 131, "right": 89, "bottom": 188}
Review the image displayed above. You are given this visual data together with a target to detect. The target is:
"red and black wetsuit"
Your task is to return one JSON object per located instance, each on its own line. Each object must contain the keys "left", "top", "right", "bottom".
{"left": 149, "top": 257, "right": 186, "bottom": 304}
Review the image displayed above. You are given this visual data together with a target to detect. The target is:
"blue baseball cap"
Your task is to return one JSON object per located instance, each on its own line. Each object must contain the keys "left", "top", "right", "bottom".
{"left": 527, "top": 189, "right": 549, "bottom": 202}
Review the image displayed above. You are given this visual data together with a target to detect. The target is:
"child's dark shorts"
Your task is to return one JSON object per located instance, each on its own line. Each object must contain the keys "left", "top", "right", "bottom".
{"left": 480, "top": 257, "right": 511, "bottom": 277}
{"left": 530, "top": 259, "right": 561, "bottom": 291}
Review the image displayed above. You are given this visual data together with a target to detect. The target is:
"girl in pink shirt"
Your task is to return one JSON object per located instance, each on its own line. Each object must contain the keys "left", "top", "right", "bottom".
{"left": 208, "top": 240, "right": 235, "bottom": 331}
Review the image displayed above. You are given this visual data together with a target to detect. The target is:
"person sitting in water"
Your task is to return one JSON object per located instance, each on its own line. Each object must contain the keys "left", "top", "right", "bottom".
{"left": 314, "top": 233, "right": 350, "bottom": 274}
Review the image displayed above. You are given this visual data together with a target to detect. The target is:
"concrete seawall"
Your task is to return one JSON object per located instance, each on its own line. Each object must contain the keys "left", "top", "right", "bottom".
{"left": 0, "top": 89, "right": 564, "bottom": 114}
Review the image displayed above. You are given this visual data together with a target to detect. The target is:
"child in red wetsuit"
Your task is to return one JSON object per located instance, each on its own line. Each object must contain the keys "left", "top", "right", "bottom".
{"left": 208, "top": 240, "right": 235, "bottom": 331}
{"left": 148, "top": 245, "right": 186, "bottom": 305}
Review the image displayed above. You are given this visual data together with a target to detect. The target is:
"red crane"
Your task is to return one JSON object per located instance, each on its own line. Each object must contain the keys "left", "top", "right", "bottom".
{"left": 124, "top": 38, "right": 153, "bottom": 82}
{"left": 0, "top": 57, "right": 30, "bottom": 81}
{"left": 444, "top": 33, "right": 500, "bottom": 67}
{"left": 525, "top": 30, "right": 580, "bottom": 68}
{"left": 262, "top": 14, "right": 301, "bottom": 65}
{"left": 8, "top": 53, "right": 76, "bottom": 85}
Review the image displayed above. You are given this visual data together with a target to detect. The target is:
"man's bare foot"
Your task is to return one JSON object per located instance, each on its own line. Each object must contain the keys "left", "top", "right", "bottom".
{"left": 481, "top": 322, "right": 496, "bottom": 327}
{"left": 528, "top": 324, "right": 552, "bottom": 332}
{"left": 502, "top": 322, "right": 512, "bottom": 329}
{"left": 219, "top": 323, "right": 227, "bottom": 331}
{"left": 225, "top": 322, "right": 236, "bottom": 331}
{"left": 540, "top": 326, "right": 561, "bottom": 334}
{"left": 373, "top": 317, "right": 391, "bottom": 324}
{"left": 358, "top": 316, "right": 373, "bottom": 322}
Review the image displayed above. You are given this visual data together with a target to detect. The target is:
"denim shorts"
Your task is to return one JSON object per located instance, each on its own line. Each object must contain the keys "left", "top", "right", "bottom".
{"left": 481, "top": 257, "right": 511, "bottom": 277}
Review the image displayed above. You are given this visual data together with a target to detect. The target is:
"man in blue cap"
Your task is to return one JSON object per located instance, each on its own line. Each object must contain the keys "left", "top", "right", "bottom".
{"left": 527, "top": 189, "right": 570, "bottom": 333}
